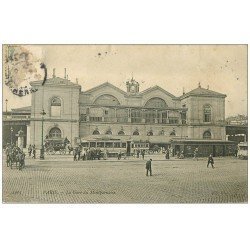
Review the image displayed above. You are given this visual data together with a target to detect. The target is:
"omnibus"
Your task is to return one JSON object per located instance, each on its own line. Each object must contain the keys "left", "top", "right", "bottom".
{"left": 238, "top": 142, "right": 248, "bottom": 159}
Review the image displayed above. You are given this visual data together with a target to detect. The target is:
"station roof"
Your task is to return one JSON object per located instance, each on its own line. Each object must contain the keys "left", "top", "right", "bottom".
{"left": 180, "top": 86, "right": 226, "bottom": 99}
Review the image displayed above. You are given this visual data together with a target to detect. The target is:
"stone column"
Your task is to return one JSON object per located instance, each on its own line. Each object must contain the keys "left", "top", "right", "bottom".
{"left": 17, "top": 129, "right": 24, "bottom": 151}
{"left": 114, "top": 108, "right": 117, "bottom": 122}
{"left": 179, "top": 111, "right": 182, "bottom": 124}
{"left": 127, "top": 108, "right": 131, "bottom": 123}
{"left": 141, "top": 109, "right": 146, "bottom": 123}
{"left": 166, "top": 110, "right": 169, "bottom": 124}
{"left": 154, "top": 110, "right": 158, "bottom": 123}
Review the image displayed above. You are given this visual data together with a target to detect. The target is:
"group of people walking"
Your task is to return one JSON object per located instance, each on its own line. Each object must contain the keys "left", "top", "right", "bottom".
{"left": 72, "top": 146, "right": 108, "bottom": 161}
{"left": 28, "top": 144, "right": 36, "bottom": 159}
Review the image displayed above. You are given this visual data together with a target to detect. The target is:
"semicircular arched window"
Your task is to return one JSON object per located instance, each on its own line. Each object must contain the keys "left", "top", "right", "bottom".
{"left": 159, "top": 130, "right": 165, "bottom": 135}
{"left": 49, "top": 127, "right": 62, "bottom": 138}
{"left": 105, "top": 130, "right": 112, "bottom": 135}
{"left": 170, "top": 131, "right": 176, "bottom": 136}
{"left": 51, "top": 97, "right": 61, "bottom": 117}
{"left": 203, "top": 131, "right": 211, "bottom": 139}
{"left": 203, "top": 105, "right": 212, "bottom": 122}
{"left": 93, "top": 130, "right": 100, "bottom": 135}
{"left": 133, "top": 131, "right": 139, "bottom": 135}
{"left": 118, "top": 130, "right": 125, "bottom": 135}
{"left": 147, "top": 131, "right": 153, "bottom": 136}
{"left": 94, "top": 94, "right": 120, "bottom": 106}
{"left": 145, "top": 97, "right": 167, "bottom": 108}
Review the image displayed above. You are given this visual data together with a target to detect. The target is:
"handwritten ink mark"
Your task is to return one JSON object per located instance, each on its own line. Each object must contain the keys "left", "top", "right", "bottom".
{"left": 40, "top": 63, "right": 47, "bottom": 85}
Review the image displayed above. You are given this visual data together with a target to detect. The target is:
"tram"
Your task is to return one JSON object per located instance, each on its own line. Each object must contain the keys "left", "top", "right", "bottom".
{"left": 80, "top": 138, "right": 149, "bottom": 157}
{"left": 238, "top": 142, "right": 248, "bottom": 159}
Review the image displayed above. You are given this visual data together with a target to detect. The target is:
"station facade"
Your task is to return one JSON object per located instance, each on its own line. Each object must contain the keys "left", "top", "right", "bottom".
{"left": 18, "top": 71, "right": 235, "bottom": 156}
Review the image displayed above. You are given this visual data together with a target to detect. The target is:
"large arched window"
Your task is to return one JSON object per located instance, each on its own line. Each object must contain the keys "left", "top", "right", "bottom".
{"left": 49, "top": 127, "right": 62, "bottom": 138}
{"left": 203, "top": 105, "right": 211, "bottom": 122}
{"left": 94, "top": 94, "right": 120, "bottom": 106}
{"left": 118, "top": 130, "right": 125, "bottom": 135}
{"left": 203, "top": 131, "right": 211, "bottom": 139}
{"left": 51, "top": 97, "right": 61, "bottom": 117}
{"left": 145, "top": 98, "right": 167, "bottom": 108}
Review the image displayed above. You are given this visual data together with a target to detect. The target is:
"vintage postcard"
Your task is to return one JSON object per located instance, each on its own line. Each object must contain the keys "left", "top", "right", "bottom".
{"left": 2, "top": 44, "right": 248, "bottom": 203}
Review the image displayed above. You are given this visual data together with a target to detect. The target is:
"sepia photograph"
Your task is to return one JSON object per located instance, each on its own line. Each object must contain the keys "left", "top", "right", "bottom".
{"left": 2, "top": 44, "right": 248, "bottom": 203}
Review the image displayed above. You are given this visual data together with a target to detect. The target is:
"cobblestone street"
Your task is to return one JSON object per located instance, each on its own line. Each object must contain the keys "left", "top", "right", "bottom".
{"left": 2, "top": 155, "right": 248, "bottom": 203}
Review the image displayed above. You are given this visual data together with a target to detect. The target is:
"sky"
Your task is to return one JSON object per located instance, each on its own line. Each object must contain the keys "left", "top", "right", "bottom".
{"left": 3, "top": 45, "right": 247, "bottom": 117}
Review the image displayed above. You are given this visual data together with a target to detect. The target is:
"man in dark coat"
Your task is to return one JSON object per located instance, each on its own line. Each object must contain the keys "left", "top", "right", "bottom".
{"left": 146, "top": 159, "right": 153, "bottom": 176}
{"left": 141, "top": 149, "right": 145, "bottom": 160}
{"left": 207, "top": 154, "right": 215, "bottom": 168}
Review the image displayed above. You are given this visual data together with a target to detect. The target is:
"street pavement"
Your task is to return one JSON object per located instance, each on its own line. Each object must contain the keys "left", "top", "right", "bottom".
{"left": 2, "top": 154, "right": 248, "bottom": 203}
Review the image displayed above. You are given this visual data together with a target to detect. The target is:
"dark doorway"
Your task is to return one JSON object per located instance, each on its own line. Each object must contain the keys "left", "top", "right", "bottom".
{"left": 212, "top": 145, "right": 216, "bottom": 157}
{"left": 127, "top": 141, "right": 131, "bottom": 156}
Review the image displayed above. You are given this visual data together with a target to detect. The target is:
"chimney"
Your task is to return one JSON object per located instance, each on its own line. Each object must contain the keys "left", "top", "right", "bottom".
{"left": 76, "top": 78, "right": 78, "bottom": 84}
{"left": 53, "top": 68, "right": 56, "bottom": 78}
{"left": 64, "top": 68, "right": 67, "bottom": 79}
{"left": 198, "top": 82, "right": 201, "bottom": 88}
{"left": 67, "top": 75, "right": 68, "bottom": 80}
{"left": 183, "top": 87, "right": 185, "bottom": 95}
{"left": 207, "top": 85, "right": 209, "bottom": 90}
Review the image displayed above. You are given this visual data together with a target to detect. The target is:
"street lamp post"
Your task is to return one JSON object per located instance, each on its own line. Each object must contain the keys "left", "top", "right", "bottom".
{"left": 10, "top": 126, "right": 13, "bottom": 145}
{"left": 40, "top": 109, "right": 46, "bottom": 160}
{"left": 5, "top": 99, "right": 8, "bottom": 113}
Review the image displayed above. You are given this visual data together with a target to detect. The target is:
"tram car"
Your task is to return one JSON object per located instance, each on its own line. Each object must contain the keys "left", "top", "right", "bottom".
{"left": 80, "top": 139, "right": 150, "bottom": 157}
{"left": 238, "top": 142, "right": 248, "bottom": 160}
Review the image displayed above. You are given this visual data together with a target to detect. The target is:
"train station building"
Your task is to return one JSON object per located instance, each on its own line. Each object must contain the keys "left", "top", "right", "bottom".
{"left": 3, "top": 70, "right": 238, "bottom": 156}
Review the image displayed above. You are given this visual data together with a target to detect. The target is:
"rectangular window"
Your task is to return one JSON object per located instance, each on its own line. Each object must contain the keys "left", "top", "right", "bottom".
{"left": 90, "top": 117, "right": 102, "bottom": 122}
{"left": 97, "top": 142, "right": 104, "bottom": 148}
{"left": 105, "top": 142, "right": 113, "bottom": 148}
{"left": 114, "top": 142, "right": 121, "bottom": 148}
{"left": 169, "top": 118, "right": 178, "bottom": 124}
{"left": 204, "top": 114, "right": 211, "bottom": 122}
{"left": 81, "top": 142, "right": 89, "bottom": 148}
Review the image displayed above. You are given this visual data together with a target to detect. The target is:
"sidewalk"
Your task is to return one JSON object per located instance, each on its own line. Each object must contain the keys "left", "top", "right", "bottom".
{"left": 32, "top": 153, "right": 238, "bottom": 162}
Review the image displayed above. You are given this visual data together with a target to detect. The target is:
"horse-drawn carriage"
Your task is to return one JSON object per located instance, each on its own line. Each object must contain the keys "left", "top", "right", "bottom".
{"left": 44, "top": 138, "right": 70, "bottom": 155}
{"left": 6, "top": 147, "right": 25, "bottom": 170}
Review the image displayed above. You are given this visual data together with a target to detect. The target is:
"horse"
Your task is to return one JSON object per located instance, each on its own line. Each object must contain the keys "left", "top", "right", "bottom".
{"left": 8, "top": 149, "right": 25, "bottom": 170}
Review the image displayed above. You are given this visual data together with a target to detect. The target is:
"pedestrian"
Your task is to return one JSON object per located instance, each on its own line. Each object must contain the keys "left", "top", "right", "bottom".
{"left": 137, "top": 149, "right": 140, "bottom": 158}
{"left": 165, "top": 148, "right": 169, "bottom": 159}
{"left": 118, "top": 150, "right": 122, "bottom": 160}
{"left": 73, "top": 148, "right": 77, "bottom": 161}
{"left": 82, "top": 148, "right": 86, "bottom": 161}
{"left": 103, "top": 149, "right": 107, "bottom": 160}
{"left": 179, "top": 151, "right": 184, "bottom": 159}
{"left": 235, "top": 148, "right": 238, "bottom": 158}
{"left": 141, "top": 149, "right": 145, "bottom": 160}
{"left": 32, "top": 144, "right": 36, "bottom": 159}
{"left": 77, "top": 147, "right": 81, "bottom": 161}
{"left": 28, "top": 144, "right": 32, "bottom": 157}
{"left": 193, "top": 147, "right": 198, "bottom": 161}
{"left": 207, "top": 154, "right": 215, "bottom": 168}
{"left": 145, "top": 159, "right": 153, "bottom": 176}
